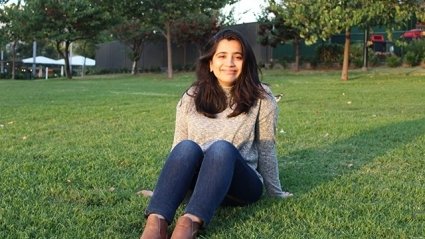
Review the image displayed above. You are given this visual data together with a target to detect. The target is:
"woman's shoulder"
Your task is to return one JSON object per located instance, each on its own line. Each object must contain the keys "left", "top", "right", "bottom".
{"left": 260, "top": 84, "right": 277, "bottom": 104}
{"left": 261, "top": 83, "right": 273, "bottom": 95}
{"left": 187, "top": 86, "right": 197, "bottom": 95}
{"left": 178, "top": 86, "right": 196, "bottom": 106}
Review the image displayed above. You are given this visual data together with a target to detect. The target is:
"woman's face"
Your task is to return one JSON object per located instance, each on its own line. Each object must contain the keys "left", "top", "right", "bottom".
{"left": 209, "top": 39, "right": 243, "bottom": 87}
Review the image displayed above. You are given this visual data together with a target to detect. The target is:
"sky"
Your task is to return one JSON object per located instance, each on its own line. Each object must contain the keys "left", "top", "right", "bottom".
{"left": 4, "top": 0, "right": 268, "bottom": 24}
{"left": 223, "top": 0, "right": 268, "bottom": 24}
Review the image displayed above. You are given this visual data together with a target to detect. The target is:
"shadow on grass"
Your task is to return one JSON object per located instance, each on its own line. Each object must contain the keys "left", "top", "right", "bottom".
{"left": 284, "top": 117, "right": 425, "bottom": 193}
{"left": 206, "top": 118, "right": 425, "bottom": 237}
{"left": 344, "top": 74, "right": 363, "bottom": 81}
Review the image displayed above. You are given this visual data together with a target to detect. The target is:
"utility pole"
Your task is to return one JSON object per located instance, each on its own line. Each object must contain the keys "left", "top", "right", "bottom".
{"left": 32, "top": 41, "right": 37, "bottom": 79}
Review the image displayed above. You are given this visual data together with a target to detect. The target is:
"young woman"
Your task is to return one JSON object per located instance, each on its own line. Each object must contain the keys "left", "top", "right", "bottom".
{"left": 140, "top": 29, "right": 292, "bottom": 239}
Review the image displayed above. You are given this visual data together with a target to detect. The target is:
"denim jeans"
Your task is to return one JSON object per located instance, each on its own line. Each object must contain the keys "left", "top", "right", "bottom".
{"left": 145, "top": 140, "right": 263, "bottom": 225}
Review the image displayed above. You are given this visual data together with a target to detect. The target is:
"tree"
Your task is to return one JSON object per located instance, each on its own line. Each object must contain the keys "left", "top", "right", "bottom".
{"left": 171, "top": 11, "right": 222, "bottom": 67}
{"left": 71, "top": 40, "right": 97, "bottom": 59}
{"left": 141, "top": 0, "right": 235, "bottom": 79}
{"left": 103, "top": 0, "right": 234, "bottom": 78}
{"left": 0, "top": 0, "right": 27, "bottom": 79}
{"left": 108, "top": 1, "right": 159, "bottom": 75}
{"left": 24, "top": 0, "right": 113, "bottom": 79}
{"left": 271, "top": 0, "right": 425, "bottom": 80}
{"left": 257, "top": 7, "right": 302, "bottom": 71}
{"left": 110, "top": 19, "right": 158, "bottom": 75}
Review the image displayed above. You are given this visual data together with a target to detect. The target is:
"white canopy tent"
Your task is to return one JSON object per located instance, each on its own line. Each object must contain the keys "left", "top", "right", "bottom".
{"left": 22, "top": 55, "right": 95, "bottom": 66}
{"left": 22, "top": 56, "right": 62, "bottom": 79}
{"left": 56, "top": 55, "right": 96, "bottom": 66}
{"left": 22, "top": 56, "right": 62, "bottom": 65}
{"left": 21, "top": 55, "right": 95, "bottom": 78}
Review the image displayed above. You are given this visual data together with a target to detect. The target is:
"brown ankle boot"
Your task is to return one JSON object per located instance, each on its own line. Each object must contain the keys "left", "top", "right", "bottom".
{"left": 140, "top": 214, "right": 169, "bottom": 239}
{"left": 170, "top": 216, "right": 201, "bottom": 239}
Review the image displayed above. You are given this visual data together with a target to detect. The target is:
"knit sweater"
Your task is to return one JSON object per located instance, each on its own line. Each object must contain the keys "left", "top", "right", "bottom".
{"left": 172, "top": 84, "right": 285, "bottom": 197}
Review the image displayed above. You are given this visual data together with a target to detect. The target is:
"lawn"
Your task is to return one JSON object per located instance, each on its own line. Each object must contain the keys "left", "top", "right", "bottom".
{"left": 0, "top": 68, "right": 424, "bottom": 238}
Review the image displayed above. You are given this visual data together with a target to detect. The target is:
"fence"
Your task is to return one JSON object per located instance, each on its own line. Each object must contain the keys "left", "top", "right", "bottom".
{"left": 95, "top": 23, "right": 413, "bottom": 72}
{"left": 95, "top": 23, "right": 271, "bottom": 72}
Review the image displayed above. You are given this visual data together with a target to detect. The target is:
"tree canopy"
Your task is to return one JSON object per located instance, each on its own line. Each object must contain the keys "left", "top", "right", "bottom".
{"left": 3, "top": 0, "right": 424, "bottom": 80}
{"left": 135, "top": 0, "right": 235, "bottom": 78}
{"left": 20, "top": 0, "right": 113, "bottom": 79}
{"left": 257, "top": 6, "right": 302, "bottom": 71}
{"left": 0, "top": 0, "right": 28, "bottom": 79}
{"left": 271, "top": 0, "right": 425, "bottom": 80}
{"left": 0, "top": 0, "right": 237, "bottom": 79}
{"left": 109, "top": 1, "right": 159, "bottom": 75}
{"left": 172, "top": 10, "right": 223, "bottom": 67}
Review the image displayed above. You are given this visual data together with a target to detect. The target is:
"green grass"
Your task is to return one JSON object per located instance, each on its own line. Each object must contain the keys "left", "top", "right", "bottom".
{"left": 1, "top": 69, "right": 424, "bottom": 238}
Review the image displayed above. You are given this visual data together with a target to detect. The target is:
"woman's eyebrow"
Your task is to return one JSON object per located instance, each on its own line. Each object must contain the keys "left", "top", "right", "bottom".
{"left": 215, "top": 51, "right": 242, "bottom": 55}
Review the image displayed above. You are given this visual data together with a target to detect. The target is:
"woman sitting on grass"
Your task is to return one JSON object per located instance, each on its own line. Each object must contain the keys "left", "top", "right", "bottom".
{"left": 140, "top": 29, "right": 292, "bottom": 239}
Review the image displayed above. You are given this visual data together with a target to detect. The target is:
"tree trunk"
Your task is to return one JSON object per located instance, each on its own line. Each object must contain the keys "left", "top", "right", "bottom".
{"left": 196, "top": 44, "right": 202, "bottom": 57}
{"left": 183, "top": 43, "right": 187, "bottom": 70}
{"left": 293, "top": 38, "right": 300, "bottom": 72}
{"left": 64, "top": 41, "right": 72, "bottom": 79}
{"left": 362, "top": 28, "right": 369, "bottom": 71}
{"left": 82, "top": 58, "right": 86, "bottom": 77}
{"left": 131, "top": 60, "right": 138, "bottom": 75}
{"left": 56, "top": 41, "right": 72, "bottom": 79}
{"left": 165, "top": 21, "right": 173, "bottom": 79}
{"left": 131, "top": 40, "right": 143, "bottom": 75}
{"left": 81, "top": 42, "right": 87, "bottom": 77}
{"left": 341, "top": 29, "right": 351, "bottom": 81}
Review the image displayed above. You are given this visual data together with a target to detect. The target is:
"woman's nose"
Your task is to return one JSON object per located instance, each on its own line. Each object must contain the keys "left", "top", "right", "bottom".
{"left": 225, "top": 57, "right": 235, "bottom": 66}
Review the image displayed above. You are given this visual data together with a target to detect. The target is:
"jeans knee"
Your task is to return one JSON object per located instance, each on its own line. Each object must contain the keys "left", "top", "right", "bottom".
{"left": 208, "top": 140, "right": 235, "bottom": 152}
{"left": 174, "top": 140, "right": 203, "bottom": 153}
{"left": 175, "top": 140, "right": 199, "bottom": 150}
{"left": 204, "top": 140, "right": 238, "bottom": 164}
{"left": 169, "top": 140, "right": 203, "bottom": 164}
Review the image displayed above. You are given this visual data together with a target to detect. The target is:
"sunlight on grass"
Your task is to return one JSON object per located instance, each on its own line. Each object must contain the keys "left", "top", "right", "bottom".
{"left": 1, "top": 70, "right": 424, "bottom": 238}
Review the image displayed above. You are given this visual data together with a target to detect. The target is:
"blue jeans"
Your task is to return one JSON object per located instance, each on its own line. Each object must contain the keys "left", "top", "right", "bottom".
{"left": 145, "top": 140, "right": 263, "bottom": 225}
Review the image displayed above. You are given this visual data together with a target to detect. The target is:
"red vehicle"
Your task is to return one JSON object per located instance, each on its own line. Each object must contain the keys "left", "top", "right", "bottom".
{"left": 401, "top": 29, "right": 424, "bottom": 39}
{"left": 370, "top": 34, "right": 385, "bottom": 42}
{"left": 368, "top": 34, "right": 386, "bottom": 52}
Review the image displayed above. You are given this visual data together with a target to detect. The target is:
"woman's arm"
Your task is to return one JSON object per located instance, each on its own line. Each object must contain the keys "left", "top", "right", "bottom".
{"left": 172, "top": 94, "right": 189, "bottom": 149}
{"left": 256, "top": 93, "right": 287, "bottom": 197}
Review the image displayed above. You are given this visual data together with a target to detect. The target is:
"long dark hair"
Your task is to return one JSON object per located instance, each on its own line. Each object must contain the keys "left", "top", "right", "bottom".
{"left": 190, "top": 29, "right": 265, "bottom": 118}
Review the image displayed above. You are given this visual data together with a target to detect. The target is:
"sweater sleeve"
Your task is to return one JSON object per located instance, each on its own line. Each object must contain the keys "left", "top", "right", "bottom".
{"left": 172, "top": 93, "right": 189, "bottom": 149}
{"left": 256, "top": 92, "right": 286, "bottom": 197}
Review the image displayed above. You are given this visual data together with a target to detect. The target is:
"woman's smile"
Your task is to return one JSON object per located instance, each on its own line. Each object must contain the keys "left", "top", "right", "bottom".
{"left": 209, "top": 39, "right": 243, "bottom": 87}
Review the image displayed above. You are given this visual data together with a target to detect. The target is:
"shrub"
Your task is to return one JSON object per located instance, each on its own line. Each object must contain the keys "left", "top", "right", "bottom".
{"left": 404, "top": 51, "right": 421, "bottom": 66}
{"left": 386, "top": 55, "right": 402, "bottom": 67}
{"left": 368, "top": 53, "right": 381, "bottom": 66}
{"left": 302, "top": 57, "right": 316, "bottom": 66}
{"left": 315, "top": 43, "right": 343, "bottom": 65}
{"left": 402, "top": 39, "right": 425, "bottom": 67}
{"left": 350, "top": 43, "right": 382, "bottom": 68}
{"left": 350, "top": 44, "right": 364, "bottom": 68}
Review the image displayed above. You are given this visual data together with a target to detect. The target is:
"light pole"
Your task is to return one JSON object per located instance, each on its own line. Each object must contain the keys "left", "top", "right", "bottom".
{"left": 32, "top": 41, "right": 37, "bottom": 79}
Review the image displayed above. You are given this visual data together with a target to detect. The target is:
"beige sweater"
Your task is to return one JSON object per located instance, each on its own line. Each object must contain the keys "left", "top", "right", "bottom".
{"left": 172, "top": 85, "right": 286, "bottom": 197}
